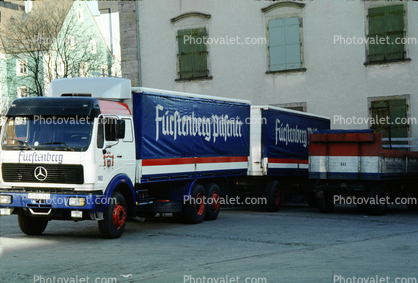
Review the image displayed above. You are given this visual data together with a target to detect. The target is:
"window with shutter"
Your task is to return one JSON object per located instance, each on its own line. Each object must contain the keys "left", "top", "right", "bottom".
{"left": 177, "top": 28, "right": 209, "bottom": 80}
{"left": 368, "top": 5, "right": 405, "bottom": 63}
{"left": 370, "top": 98, "right": 408, "bottom": 147}
{"left": 268, "top": 17, "right": 301, "bottom": 72}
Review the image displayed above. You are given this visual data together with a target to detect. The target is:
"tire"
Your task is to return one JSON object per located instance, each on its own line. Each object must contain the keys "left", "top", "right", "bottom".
{"left": 205, "top": 183, "right": 221, "bottom": 220}
{"left": 406, "top": 192, "right": 418, "bottom": 211}
{"left": 98, "top": 192, "right": 127, "bottom": 239}
{"left": 407, "top": 203, "right": 418, "bottom": 211}
{"left": 368, "top": 184, "right": 388, "bottom": 216}
{"left": 18, "top": 214, "right": 48, "bottom": 235}
{"left": 306, "top": 192, "right": 317, "bottom": 208}
{"left": 183, "top": 184, "right": 206, "bottom": 224}
{"left": 357, "top": 202, "right": 369, "bottom": 211}
{"left": 263, "top": 180, "right": 280, "bottom": 212}
{"left": 316, "top": 190, "right": 335, "bottom": 213}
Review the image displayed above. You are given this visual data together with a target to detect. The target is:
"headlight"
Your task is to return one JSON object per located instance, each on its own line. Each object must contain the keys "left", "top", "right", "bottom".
{"left": 68, "top": 197, "right": 86, "bottom": 207}
{"left": 0, "top": 195, "right": 12, "bottom": 204}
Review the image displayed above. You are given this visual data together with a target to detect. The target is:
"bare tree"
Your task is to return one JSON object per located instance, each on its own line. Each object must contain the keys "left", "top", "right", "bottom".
{"left": 0, "top": 0, "right": 112, "bottom": 99}
{"left": 0, "top": 1, "right": 72, "bottom": 97}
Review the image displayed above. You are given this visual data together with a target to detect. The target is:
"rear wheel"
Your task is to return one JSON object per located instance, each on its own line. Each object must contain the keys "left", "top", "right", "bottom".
{"left": 368, "top": 184, "right": 387, "bottom": 216}
{"left": 18, "top": 214, "right": 48, "bottom": 235}
{"left": 183, "top": 184, "right": 206, "bottom": 224}
{"left": 316, "top": 190, "right": 335, "bottom": 213}
{"left": 205, "top": 183, "right": 221, "bottom": 220}
{"left": 263, "top": 180, "right": 280, "bottom": 212}
{"left": 98, "top": 192, "right": 127, "bottom": 239}
{"left": 306, "top": 192, "right": 317, "bottom": 208}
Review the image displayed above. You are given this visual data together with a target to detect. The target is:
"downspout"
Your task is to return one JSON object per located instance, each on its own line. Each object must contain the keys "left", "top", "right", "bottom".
{"left": 135, "top": 0, "right": 142, "bottom": 86}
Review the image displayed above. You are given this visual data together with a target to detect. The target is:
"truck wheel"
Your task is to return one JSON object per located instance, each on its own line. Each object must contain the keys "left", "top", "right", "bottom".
{"left": 205, "top": 183, "right": 221, "bottom": 220}
{"left": 306, "top": 192, "right": 317, "bottom": 208}
{"left": 263, "top": 180, "right": 280, "bottom": 212}
{"left": 316, "top": 190, "right": 335, "bottom": 213}
{"left": 368, "top": 184, "right": 387, "bottom": 216}
{"left": 183, "top": 184, "right": 206, "bottom": 224}
{"left": 98, "top": 192, "right": 127, "bottom": 239}
{"left": 18, "top": 214, "right": 48, "bottom": 235}
{"left": 407, "top": 203, "right": 418, "bottom": 211}
{"left": 357, "top": 202, "right": 368, "bottom": 211}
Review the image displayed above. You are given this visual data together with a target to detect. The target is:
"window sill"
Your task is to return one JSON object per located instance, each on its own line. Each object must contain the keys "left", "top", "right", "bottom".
{"left": 175, "top": 76, "right": 213, "bottom": 82}
{"left": 266, "top": 68, "right": 307, "bottom": 75}
{"left": 364, "top": 58, "right": 411, "bottom": 66}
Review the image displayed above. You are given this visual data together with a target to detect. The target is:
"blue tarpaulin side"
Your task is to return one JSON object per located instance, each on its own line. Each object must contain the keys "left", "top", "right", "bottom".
{"left": 262, "top": 109, "right": 330, "bottom": 160}
{"left": 132, "top": 91, "right": 250, "bottom": 160}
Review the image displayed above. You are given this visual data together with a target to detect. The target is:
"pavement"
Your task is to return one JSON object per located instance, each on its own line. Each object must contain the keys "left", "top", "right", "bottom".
{"left": 1, "top": 204, "right": 417, "bottom": 283}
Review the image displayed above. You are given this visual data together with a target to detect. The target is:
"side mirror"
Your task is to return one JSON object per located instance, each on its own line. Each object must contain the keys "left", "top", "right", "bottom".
{"left": 116, "top": 119, "right": 125, "bottom": 139}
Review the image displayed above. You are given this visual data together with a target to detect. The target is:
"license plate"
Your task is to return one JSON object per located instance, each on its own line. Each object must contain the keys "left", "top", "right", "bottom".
{"left": 28, "top": 193, "right": 50, "bottom": 200}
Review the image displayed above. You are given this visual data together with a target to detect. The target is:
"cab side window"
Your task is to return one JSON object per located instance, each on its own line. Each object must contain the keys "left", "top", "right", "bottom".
{"left": 97, "top": 119, "right": 104, "bottom": 148}
{"left": 105, "top": 118, "right": 117, "bottom": 141}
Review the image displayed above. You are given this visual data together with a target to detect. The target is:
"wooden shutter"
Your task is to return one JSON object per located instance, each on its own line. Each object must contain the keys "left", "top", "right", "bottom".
{"left": 177, "top": 28, "right": 208, "bottom": 79}
{"left": 388, "top": 99, "right": 408, "bottom": 139}
{"left": 371, "top": 99, "right": 407, "bottom": 147}
{"left": 368, "top": 5, "right": 404, "bottom": 62}
{"left": 268, "top": 17, "right": 301, "bottom": 71}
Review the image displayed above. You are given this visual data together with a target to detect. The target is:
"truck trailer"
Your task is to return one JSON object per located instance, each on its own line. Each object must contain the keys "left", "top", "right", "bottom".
{"left": 309, "top": 130, "right": 418, "bottom": 215}
{"left": 0, "top": 77, "right": 330, "bottom": 238}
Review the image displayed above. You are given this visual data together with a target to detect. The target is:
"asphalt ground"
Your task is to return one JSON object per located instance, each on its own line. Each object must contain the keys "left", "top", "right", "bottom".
{"left": 1, "top": 203, "right": 417, "bottom": 283}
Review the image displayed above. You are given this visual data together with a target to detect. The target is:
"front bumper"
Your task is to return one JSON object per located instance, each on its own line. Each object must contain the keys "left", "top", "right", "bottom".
{"left": 0, "top": 192, "right": 106, "bottom": 215}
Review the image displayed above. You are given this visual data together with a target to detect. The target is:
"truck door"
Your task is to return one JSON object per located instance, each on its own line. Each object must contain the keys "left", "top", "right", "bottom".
{"left": 95, "top": 115, "right": 135, "bottom": 191}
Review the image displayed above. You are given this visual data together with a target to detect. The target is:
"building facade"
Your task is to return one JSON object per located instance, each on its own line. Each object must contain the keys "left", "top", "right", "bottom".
{"left": 119, "top": 0, "right": 418, "bottom": 144}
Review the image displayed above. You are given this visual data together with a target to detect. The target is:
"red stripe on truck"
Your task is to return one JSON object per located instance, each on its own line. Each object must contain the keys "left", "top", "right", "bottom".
{"left": 142, "top": 156, "right": 248, "bottom": 166}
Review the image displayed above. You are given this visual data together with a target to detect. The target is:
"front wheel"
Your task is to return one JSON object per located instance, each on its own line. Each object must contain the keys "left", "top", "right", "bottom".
{"left": 18, "top": 214, "right": 48, "bottom": 235}
{"left": 98, "top": 192, "right": 127, "bottom": 239}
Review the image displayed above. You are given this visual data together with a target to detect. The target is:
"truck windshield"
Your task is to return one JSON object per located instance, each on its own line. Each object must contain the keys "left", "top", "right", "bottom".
{"left": 1, "top": 116, "right": 93, "bottom": 151}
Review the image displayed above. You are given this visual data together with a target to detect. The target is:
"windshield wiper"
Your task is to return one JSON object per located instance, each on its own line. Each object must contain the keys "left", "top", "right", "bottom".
{"left": 40, "top": 142, "right": 75, "bottom": 151}
{"left": 9, "top": 138, "right": 35, "bottom": 150}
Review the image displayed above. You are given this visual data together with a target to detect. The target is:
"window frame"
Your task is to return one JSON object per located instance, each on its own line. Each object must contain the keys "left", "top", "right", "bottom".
{"left": 77, "top": 9, "right": 84, "bottom": 22}
{"left": 367, "top": 94, "right": 411, "bottom": 143}
{"left": 364, "top": 3, "right": 410, "bottom": 65}
{"left": 171, "top": 13, "right": 212, "bottom": 82}
{"left": 90, "top": 40, "right": 97, "bottom": 54}
{"left": 17, "top": 86, "right": 29, "bottom": 98}
{"left": 68, "top": 36, "right": 75, "bottom": 50}
{"left": 263, "top": 2, "right": 306, "bottom": 74}
{"left": 16, "top": 59, "right": 28, "bottom": 76}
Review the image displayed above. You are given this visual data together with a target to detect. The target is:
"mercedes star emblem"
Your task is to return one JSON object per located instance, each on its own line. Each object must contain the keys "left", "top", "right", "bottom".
{"left": 34, "top": 166, "right": 48, "bottom": 181}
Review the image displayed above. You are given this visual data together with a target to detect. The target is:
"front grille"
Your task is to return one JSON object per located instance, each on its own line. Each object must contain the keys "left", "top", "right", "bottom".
{"left": 2, "top": 163, "right": 84, "bottom": 184}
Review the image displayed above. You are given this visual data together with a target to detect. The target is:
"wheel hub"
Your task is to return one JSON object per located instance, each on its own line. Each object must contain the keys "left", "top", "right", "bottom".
{"left": 112, "top": 202, "right": 126, "bottom": 229}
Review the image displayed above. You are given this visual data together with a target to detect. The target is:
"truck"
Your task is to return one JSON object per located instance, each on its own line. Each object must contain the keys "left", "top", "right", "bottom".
{"left": 309, "top": 130, "right": 418, "bottom": 215}
{"left": 0, "top": 77, "right": 330, "bottom": 238}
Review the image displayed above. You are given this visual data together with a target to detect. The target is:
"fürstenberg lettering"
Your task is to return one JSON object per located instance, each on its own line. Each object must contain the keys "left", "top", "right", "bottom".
{"left": 275, "top": 119, "right": 317, "bottom": 148}
{"left": 18, "top": 151, "right": 64, "bottom": 164}
{"left": 155, "top": 104, "right": 243, "bottom": 142}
